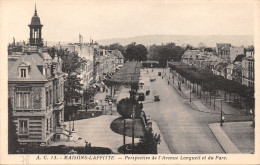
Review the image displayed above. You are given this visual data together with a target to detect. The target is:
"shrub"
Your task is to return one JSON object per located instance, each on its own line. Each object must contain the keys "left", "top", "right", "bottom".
{"left": 117, "top": 98, "right": 143, "bottom": 118}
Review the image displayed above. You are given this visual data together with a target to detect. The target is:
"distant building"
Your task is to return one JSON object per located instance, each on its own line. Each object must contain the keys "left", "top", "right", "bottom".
{"left": 212, "top": 62, "right": 227, "bottom": 76}
{"left": 226, "top": 64, "right": 234, "bottom": 80}
{"left": 181, "top": 50, "right": 201, "bottom": 65}
{"left": 230, "top": 46, "right": 245, "bottom": 63}
{"left": 8, "top": 6, "right": 65, "bottom": 147}
{"left": 242, "top": 55, "right": 254, "bottom": 87}
{"left": 232, "top": 62, "right": 242, "bottom": 84}
{"left": 216, "top": 43, "right": 231, "bottom": 62}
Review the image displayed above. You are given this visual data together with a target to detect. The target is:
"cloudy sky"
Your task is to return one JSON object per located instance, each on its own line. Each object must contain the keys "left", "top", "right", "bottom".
{"left": 0, "top": 0, "right": 259, "bottom": 43}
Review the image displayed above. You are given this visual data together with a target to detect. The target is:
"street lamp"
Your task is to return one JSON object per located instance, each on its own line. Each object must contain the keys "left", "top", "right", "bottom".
{"left": 123, "top": 119, "right": 126, "bottom": 154}
{"left": 132, "top": 105, "right": 135, "bottom": 154}
{"left": 250, "top": 109, "right": 255, "bottom": 127}
{"left": 190, "top": 84, "right": 192, "bottom": 102}
{"left": 220, "top": 100, "right": 225, "bottom": 126}
{"left": 109, "top": 101, "right": 112, "bottom": 115}
{"left": 72, "top": 112, "right": 75, "bottom": 131}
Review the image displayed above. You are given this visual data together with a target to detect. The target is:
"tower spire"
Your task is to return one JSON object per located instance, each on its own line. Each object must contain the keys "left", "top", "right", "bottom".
{"left": 34, "top": 3, "right": 37, "bottom": 16}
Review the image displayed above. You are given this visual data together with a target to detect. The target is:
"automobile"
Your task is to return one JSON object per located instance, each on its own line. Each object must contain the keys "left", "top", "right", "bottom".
{"left": 150, "top": 78, "right": 156, "bottom": 82}
{"left": 105, "top": 95, "right": 111, "bottom": 101}
{"left": 138, "top": 93, "right": 145, "bottom": 101}
{"left": 154, "top": 94, "right": 160, "bottom": 102}
{"left": 146, "top": 90, "right": 150, "bottom": 95}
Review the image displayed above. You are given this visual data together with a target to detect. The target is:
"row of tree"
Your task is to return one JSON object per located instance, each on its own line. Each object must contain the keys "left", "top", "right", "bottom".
{"left": 169, "top": 62, "right": 254, "bottom": 108}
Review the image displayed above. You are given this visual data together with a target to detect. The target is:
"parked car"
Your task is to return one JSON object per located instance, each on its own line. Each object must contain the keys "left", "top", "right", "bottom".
{"left": 105, "top": 95, "right": 111, "bottom": 101}
{"left": 150, "top": 78, "right": 156, "bottom": 82}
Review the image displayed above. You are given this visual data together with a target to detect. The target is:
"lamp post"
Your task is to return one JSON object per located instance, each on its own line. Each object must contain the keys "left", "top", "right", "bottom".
{"left": 123, "top": 119, "right": 126, "bottom": 154}
{"left": 109, "top": 101, "right": 112, "bottom": 115}
{"left": 250, "top": 109, "right": 255, "bottom": 128}
{"left": 132, "top": 105, "right": 135, "bottom": 154}
{"left": 72, "top": 112, "right": 75, "bottom": 131}
{"left": 190, "top": 84, "right": 192, "bottom": 102}
{"left": 220, "top": 99, "right": 225, "bottom": 126}
{"left": 69, "top": 115, "right": 71, "bottom": 135}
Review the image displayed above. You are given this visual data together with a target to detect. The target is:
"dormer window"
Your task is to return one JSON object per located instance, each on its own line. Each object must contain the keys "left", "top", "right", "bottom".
{"left": 19, "top": 61, "right": 30, "bottom": 78}
{"left": 21, "top": 69, "right": 26, "bottom": 77}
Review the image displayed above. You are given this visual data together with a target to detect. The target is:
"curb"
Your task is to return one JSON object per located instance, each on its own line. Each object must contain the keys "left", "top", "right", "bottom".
{"left": 208, "top": 123, "right": 241, "bottom": 153}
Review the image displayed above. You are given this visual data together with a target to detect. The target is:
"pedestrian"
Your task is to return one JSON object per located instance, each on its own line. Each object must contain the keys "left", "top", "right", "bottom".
{"left": 168, "top": 81, "right": 169, "bottom": 85}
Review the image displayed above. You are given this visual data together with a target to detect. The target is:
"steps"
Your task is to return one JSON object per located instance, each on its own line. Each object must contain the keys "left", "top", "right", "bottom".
{"left": 62, "top": 129, "right": 80, "bottom": 142}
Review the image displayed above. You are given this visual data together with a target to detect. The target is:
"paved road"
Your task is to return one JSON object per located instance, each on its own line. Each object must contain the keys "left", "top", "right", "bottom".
{"left": 141, "top": 68, "right": 224, "bottom": 154}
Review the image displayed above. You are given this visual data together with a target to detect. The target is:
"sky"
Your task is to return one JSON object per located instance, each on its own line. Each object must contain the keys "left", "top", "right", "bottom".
{"left": 0, "top": 0, "right": 259, "bottom": 43}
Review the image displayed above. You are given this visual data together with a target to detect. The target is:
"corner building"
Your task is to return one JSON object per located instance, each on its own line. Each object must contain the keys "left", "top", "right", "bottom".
{"left": 8, "top": 6, "right": 65, "bottom": 146}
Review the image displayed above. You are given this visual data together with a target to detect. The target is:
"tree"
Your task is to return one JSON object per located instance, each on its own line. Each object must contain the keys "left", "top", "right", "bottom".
{"left": 60, "top": 51, "right": 86, "bottom": 76}
{"left": 8, "top": 98, "right": 19, "bottom": 153}
{"left": 100, "top": 42, "right": 126, "bottom": 57}
{"left": 233, "top": 54, "right": 246, "bottom": 63}
{"left": 48, "top": 48, "right": 86, "bottom": 106}
{"left": 185, "top": 44, "right": 194, "bottom": 50}
{"left": 117, "top": 98, "right": 143, "bottom": 118}
{"left": 204, "top": 47, "right": 213, "bottom": 53}
{"left": 150, "top": 43, "right": 184, "bottom": 67}
{"left": 64, "top": 74, "right": 83, "bottom": 105}
{"left": 125, "top": 43, "right": 148, "bottom": 61}
{"left": 137, "top": 129, "right": 161, "bottom": 154}
{"left": 83, "top": 87, "right": 95, "bottom": 105}
{"left": 198, "top": 42, "right": 206, "bottom": 51}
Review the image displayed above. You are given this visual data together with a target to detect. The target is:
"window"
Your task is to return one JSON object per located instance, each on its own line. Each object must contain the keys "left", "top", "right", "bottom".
{"left": 46, "top": 90, "right": 49, "bottom": 107}
{"left": 50, "top": 89, "right": 52, "bottom": 105}
{"left": 21, "top": 69, "right": 26, "bottom": 77}
{"left": 19, "top": 120, "right": 28, "bottom": 134}
{"left": 46, "top": 118, "right": 49, "bottom": 132}
{"left": 16, "top": 87, "right": 31, "bottom": 109}
{"left": 50, "top": 117, "right": 52, "bottom": 131}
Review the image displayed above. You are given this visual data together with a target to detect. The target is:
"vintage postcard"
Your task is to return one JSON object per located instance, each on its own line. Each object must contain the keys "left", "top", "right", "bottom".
{"left": 0, "top": 0, "right": 259, "bottom": 164}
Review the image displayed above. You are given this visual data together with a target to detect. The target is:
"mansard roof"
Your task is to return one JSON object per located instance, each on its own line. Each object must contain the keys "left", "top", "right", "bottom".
{"left": 8, "top": 53, "right": 47, "bottom": 82}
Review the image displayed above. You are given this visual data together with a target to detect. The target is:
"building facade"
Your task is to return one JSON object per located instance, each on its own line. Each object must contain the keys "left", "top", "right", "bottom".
{"left": 8, "top": 7, "right": 65, "bottom": 147}
{"left": 242, "top": 55, "right": 254, "bottom": 87}
{"left": 230, "top": 46, "right": 245, "bottom": 63}
{"left": 216, "top": 43, "right": 231, "bottom": 62}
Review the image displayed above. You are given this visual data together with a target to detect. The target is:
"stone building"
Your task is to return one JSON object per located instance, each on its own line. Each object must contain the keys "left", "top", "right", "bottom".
{"left": 8, "top": 6, "right": 65, "bottom": 147}
{"left": 242, "top": 55, "right": 254, "bottom": 87}
{"left": 216, "top": 43, "right": 231, "bottom": 62}
{"left": 230, "top": 46, "right": 245, "bottom": 63}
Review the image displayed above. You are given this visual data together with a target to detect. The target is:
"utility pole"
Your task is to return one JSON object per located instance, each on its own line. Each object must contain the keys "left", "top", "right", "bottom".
{"left": 220, "top": 99, "right": 223, "bottom": 126}
{"left": 132, "top": 105, "right": 135, "bottom": 154}
{"left": 190, "top": 84, "right": 192, "bottom": 102}
{"left": 123, "top": 119, "right": 126, "bottom": 154}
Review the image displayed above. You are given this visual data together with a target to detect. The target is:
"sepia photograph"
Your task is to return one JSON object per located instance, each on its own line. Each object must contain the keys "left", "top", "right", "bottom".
{"left": 0, "top": 0, "right": 259, "bottom": 164}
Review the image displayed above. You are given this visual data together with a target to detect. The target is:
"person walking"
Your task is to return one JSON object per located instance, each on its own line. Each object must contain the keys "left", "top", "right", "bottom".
{"left": 168, "top": 81, "right": 169, "bottom": 85}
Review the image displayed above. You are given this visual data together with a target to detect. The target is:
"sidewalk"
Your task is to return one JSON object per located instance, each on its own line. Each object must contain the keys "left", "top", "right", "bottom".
{"left": 151, "top": 120, "right": 171, "bottom": 154}
{"left": 208, "top": 121, "right": 254, "bottom": 153}
{"left": 51, "top": 115, "right": 171, "bottom": 154}
{"left": 51, "top": 115, "right": 140, "bottom": 153}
